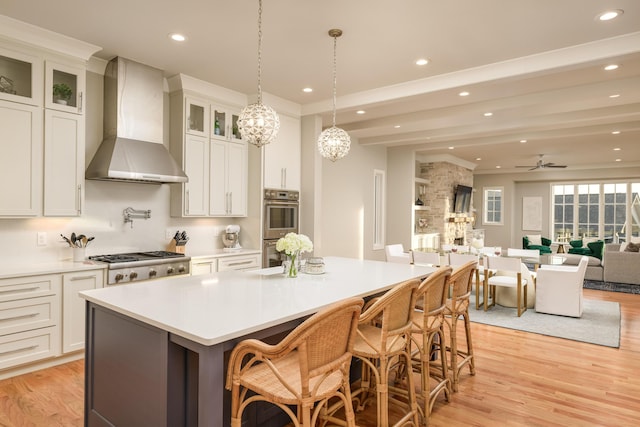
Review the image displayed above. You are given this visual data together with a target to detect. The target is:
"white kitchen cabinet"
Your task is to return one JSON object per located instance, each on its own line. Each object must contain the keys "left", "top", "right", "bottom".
{"left": 0, "top": 273, "right": 61, "bottom": 370}
{"left": 185, "top": 96, "right": 209, "bottom": 137}
{"left": 43, "top": 109, "right": 84, "bottom": 216}
{"left": 62, "top": 269, "right": 103, "bottom": 353}
{"left": 0, "top": 100, "right": 43, "bottom": 217}
{"left": 217, "top": 253, "right": 260, "bottom": 272}
{"left": 0, "top": 45, "right": 43, "bottom": 106}
{"left": 44, "top": 60, "right": 85, "bottom": 114}
{"left": 211, "top": 103, "right": 243, "bottom": 143}
{"left": 210, "top": 140, "right": 248, "bottom": 216}
{"left": 191, "top": 258, "right": 217, "bottom": 276}
{"left": 170, "top": 89, "right": 248, "bottom": 218}
{"left": 263, "top": 114, "right": 301, "bottom": 191}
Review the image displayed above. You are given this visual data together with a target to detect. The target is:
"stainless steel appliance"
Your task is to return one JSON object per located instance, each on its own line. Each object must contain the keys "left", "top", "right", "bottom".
{"left": 263, "top": 189, "right": 299, "bottom": 267}
{"left": 89, "top": 251, "right": 190, "bottom": 285}
{"left": 222, "top": 224, "right": 241, "bottom": 250}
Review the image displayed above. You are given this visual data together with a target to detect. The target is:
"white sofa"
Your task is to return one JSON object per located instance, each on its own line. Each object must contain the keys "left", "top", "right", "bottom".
{"left": 603, "top": 243, "right": 640, "bottom": 285}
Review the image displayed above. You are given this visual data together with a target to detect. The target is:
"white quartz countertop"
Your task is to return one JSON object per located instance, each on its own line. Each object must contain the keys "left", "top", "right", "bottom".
{"left": 80, "top": 257, "right": 436, "bottom": 346}
{"left": 0, "top": 259, "right": 107, "bottom": 280}
{"left": 188, "top": 248, "right": 261, "bottom": 259}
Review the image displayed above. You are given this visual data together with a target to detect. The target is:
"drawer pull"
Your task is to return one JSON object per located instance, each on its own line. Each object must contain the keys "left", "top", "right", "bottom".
{"left": 70, "top": 275, "right": 95, "bottom": 281}
{"left": 0, "top": 345, "right": 38, "bottom": 356}
{"left": 227, "top": 260, "right": 254, "bottom": 266}
{"left": 0, "top": 286, "right": 40, "bottom": 294}
{"left": 0, "top": 312, "right": 39, "bottom": 322}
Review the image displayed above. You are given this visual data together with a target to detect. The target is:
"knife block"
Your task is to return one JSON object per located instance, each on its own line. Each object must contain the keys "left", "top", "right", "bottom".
{"left": 167, "top": 240, "right": 186, "bottom": 254}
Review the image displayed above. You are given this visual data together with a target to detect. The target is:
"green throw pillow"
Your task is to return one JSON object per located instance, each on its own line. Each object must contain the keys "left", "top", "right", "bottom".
{"left": 586, "top": 240, "right": 604, "bottom": 259}
{"left": 569, "top": 239, "right": 583, "bottom": 248}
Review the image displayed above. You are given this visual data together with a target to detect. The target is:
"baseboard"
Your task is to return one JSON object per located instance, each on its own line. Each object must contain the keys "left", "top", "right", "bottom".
{"left": 583, "top": 280, "right": 640, "bottom": 294}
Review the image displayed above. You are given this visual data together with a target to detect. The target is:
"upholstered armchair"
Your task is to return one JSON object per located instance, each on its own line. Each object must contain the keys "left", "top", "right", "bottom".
{"left": 567, "top": 239, "right": 604, "bottom": 260}
{"left": 522, "top": 235, "right": 552, "bottom": 254}
{"left": 535, "top": 256, "right": 589, "bottom": 317}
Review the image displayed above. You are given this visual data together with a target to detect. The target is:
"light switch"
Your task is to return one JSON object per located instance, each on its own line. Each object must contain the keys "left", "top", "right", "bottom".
{"left": 37, "top": 232, "right": 47, "bottom": 246}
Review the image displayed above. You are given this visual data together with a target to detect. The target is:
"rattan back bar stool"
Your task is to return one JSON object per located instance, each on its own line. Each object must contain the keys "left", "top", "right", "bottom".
{"left": 444, "top": 260, "right": 477, "bottom": 392}
{"left": 410, "top": 266, "right": 453, "bottom": 424}
{"left": 351, "top": 278, "right": 421, "bottom": 427}
{"left": 225, "top": 297, "right": 364, "bottom": 427}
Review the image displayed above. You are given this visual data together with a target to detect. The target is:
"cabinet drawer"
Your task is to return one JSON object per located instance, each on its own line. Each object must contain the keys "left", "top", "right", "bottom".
{"left": 0, "top": 326, "right": 60, "bottom": 370}
{"left": 0, "top": 296, "right": 59, "bottom": 337}
{"left": 0, "top": 274, "right": 61, "bottom": 303}
{"left": 218, "top": 254, "right": 260, "bottom": 272}
{"left": 191, "top": 259, "right": 217, "bottom": 276}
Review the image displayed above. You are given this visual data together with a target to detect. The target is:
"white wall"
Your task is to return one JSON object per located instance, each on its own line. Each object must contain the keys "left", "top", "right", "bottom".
{"left": 303, "top": 131, "right": 387, "bottom": 261}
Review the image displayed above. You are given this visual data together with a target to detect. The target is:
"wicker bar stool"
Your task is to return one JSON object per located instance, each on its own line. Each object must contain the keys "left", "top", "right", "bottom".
{"left": 410, "top": 266, "right": 453, "bottom": 424}
{"left": 351, "top": 278, "right": 421, "bottom": 427}
{"left": 225, "top": 297, "right": 364, "bottom": 427}
{"left": 444, "top": 260, "right": 477, "bottom": 392}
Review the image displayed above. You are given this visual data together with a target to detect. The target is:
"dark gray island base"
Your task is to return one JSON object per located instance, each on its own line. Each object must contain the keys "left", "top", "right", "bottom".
{"left": 80, "top": 258, "right": 435, "bottom": 426}
{"left": 84, "top": 302, "right": 302, "bottom": 427}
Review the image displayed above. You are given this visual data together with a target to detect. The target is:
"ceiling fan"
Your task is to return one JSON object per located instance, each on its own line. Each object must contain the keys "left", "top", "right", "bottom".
{"left": 516, "top": 154, "right": 567, "bottom": 171}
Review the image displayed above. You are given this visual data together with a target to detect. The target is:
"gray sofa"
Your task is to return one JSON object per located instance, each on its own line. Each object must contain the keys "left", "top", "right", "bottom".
{"left": 603, "top": 243, "right": 640, "bottom": 285}
{"left": 560, "top": 243, "right": 640, "bottom": 285}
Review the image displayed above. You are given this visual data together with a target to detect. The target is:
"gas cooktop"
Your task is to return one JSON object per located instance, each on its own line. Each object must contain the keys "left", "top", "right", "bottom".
{"left": 89, "top": 251, "right": 186, "bottom": 264}
{"left": 89, "top": 251, "right": 191, "bottom": 285}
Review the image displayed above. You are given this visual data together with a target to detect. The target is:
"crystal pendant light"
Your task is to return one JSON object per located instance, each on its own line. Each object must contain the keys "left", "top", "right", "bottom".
{"left": 238, "top": 0, "right": 280, "bottom": 148}
{"left": 317, "top": 29, "right": 351, "bottom": 162}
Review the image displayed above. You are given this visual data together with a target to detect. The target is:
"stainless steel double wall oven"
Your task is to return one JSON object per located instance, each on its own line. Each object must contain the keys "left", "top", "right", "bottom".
{"left": 262, "top": 189, "right": 299, "bottom": 268}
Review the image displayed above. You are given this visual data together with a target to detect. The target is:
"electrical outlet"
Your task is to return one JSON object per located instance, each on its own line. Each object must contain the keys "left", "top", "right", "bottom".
{"left": 37, "top": 232, "right": 47, "bottom": 246}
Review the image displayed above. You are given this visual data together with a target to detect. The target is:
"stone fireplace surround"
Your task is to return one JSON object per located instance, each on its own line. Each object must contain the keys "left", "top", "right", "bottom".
{"left": 417, "top": 161, "right": 475, "bottom": 246}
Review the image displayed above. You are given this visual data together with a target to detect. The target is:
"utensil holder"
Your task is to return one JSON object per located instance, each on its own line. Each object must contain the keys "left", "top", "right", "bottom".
{"left": 73, "top": 247, "right": 86, "bottom": 262}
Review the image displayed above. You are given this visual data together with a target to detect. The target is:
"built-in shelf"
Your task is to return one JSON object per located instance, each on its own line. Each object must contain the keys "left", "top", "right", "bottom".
{"left": 447, "top": 216, "right": 473, "bottom": 223}
{"left": 414, "top": 206, "right": 430, "bottom": 211}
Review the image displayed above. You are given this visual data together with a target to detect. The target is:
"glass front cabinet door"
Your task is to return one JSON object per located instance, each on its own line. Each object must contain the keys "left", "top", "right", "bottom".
{"left": 211, "top": 104, "right": 243, "bottom": 143}
{"left": 44, "top": 61, "right": 85, "bottom": 114}
{"left": 0, "top": 46, "right": 42, "bottom": 106}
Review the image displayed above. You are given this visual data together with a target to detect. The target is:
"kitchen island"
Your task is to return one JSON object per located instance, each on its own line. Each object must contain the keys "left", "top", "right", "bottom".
{"left": 80, "top": 257, "right": 436, "bottom": 427}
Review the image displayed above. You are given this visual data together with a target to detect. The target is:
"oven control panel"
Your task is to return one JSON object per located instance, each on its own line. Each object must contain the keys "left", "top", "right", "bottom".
{"left": 264, "top": 189, "right": 299, "bottom": 201}
{"left": 107, "top": 260, "right": 190, "bottom": 285}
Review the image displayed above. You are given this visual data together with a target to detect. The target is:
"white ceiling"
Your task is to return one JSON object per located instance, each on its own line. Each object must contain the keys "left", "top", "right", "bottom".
{"left": 2, "top": 0, "right": 640, "bottom": 173}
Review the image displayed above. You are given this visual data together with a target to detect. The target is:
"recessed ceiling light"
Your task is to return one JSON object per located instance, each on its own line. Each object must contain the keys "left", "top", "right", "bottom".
{"left": 415, "top": 58, "right": 429, "bottom": 66}
{"left": 520, "top": 139, "right": 527, "bottom": 143}
{"left": 495, "top": 165, "right": 501, "bottom": 169}
{"left": 616, "top": 159, "right": 622, "bottom": 162}
{"left": 598, "top": 10, "right": 623, "bottom": 21}
{"left": 459, "top": 91, "right": 470, "bottom": 97}
{"left": 356, "top": 110, "right": 366, "bottom": 115}
{"left": 475, "top": 157, "right": 482, "bottom": 161}
{"left": 302, "top": 87, "right": 313, "bottom": 93}
{"left": 609, "top": 94, "right": 620, "bottom": 98}
{"left": 448, "top": 146, "right": 454, "bottom": 150}
{"left": 604, "top": 64, "right": 619, "bottom": 71}
{"left": 169, "top": 33, "right": 186, "bottom": 42}
{"left": 613, "top": 147, "right": 621, "bottom": 151}
{"left": 394, "top": 125, "right": 401, "bottom": 128}
{"left": 484, "top": 112, "right": 493, "bottom": 117}
{"left": 612, "top": 131, "right": 621, "bottom": 135}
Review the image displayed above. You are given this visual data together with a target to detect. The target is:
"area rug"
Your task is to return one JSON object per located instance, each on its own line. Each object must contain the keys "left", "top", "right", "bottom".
{"left": 468, "top": 297, "right": 620, "bottom": 348}
{"left": 583, "top": 279, "right": 640, "bottom": 295}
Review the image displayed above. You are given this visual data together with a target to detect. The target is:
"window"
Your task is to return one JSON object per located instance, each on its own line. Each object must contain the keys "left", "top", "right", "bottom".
{"left": 552, "top": 182, "right": 640, "bottom": 243}
{"left": 483, "top": 187, "right": 503, "bottom": 225}
{"left": 373, "top": 169, "right": 386, "bottom": 250}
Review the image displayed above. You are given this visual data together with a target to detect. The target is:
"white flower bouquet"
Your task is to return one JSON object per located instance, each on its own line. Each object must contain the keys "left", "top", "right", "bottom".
{"left": 276, "top": 232, "right": 313, "bottom": 256}
{"left": 276, "top": 233, "right": 313, "bottom": 277}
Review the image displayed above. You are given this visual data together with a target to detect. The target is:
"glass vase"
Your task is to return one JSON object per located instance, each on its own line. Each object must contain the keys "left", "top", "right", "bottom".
{"left": 284, "top": 251, "right": 300, "bottom": 278}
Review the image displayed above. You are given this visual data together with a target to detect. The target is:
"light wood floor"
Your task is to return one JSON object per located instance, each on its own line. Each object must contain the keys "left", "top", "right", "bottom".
{"left": 1, "top": 288, "right": 639, "bottom": 427}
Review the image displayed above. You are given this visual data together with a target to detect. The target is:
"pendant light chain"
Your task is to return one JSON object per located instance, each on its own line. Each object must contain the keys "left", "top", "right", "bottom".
{"left": 237, "top": 0, "right": 280, "bottom": 147}
{"left": 256, "top": 0, "right": 263, "bottom": 104}
{"left": 317, "top": 29, "right": 351, "bottom": 162}
{"left": 331, "top": 33, "right": 338, "bottom": 127}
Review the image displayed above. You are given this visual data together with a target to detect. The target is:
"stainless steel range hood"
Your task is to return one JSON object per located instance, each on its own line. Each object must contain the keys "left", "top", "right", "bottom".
{"left": 86, "top": 57, "right": 187, "bottom": 184}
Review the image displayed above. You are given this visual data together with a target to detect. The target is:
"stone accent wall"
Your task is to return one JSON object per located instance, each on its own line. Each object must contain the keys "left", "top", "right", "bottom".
{"left": 418, "top": 162, "right": 474, "bottom": 246}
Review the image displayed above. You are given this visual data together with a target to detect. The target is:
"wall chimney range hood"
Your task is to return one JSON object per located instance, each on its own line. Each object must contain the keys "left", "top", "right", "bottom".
{"left": 86, "top": 57, "right": 187, "bottom": 184}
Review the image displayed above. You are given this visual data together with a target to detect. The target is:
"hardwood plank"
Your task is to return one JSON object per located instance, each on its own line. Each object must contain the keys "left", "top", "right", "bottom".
{"left": 0, "top": 289, "right": 639, "bottom": 426}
